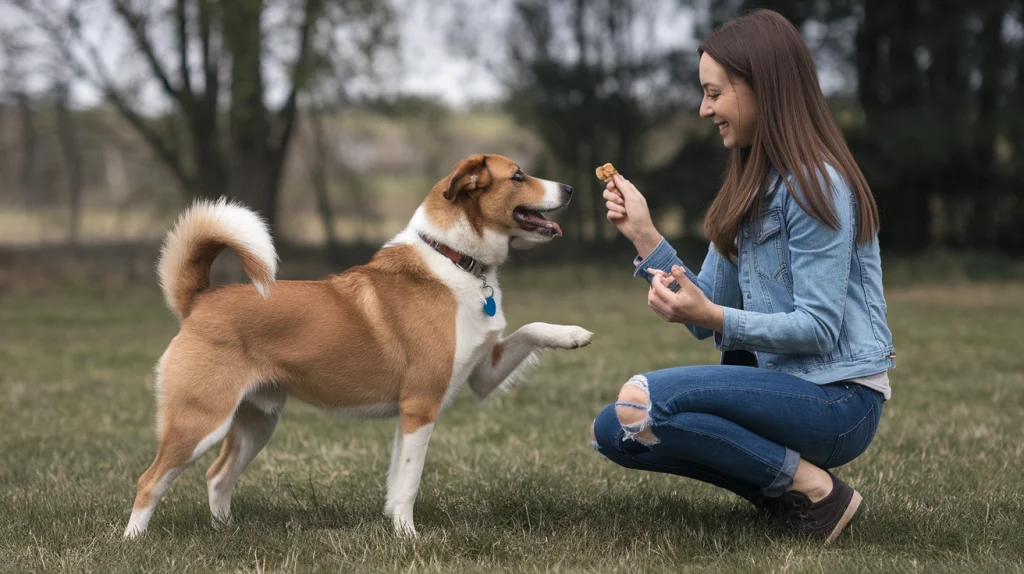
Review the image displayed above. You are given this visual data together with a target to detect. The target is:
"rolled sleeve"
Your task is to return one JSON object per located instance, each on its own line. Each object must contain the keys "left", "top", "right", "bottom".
{"left": 718, "top": 306, "right": 746, "bottom": 350}
{"left": 630, "top": 237, "right": 732, "bottom": 342}
{"left": 632, "top": 238, "right": 688, "bottom": 283}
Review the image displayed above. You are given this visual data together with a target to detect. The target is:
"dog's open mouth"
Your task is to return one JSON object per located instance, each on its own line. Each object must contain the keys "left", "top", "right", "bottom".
{"left": 513, "top": 206, "right": 563, "bottom": 237}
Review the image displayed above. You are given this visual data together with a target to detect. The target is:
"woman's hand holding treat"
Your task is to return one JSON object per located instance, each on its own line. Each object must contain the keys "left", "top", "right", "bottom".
{"left": 597, "top": 163, "right": 662, "bottom": 258}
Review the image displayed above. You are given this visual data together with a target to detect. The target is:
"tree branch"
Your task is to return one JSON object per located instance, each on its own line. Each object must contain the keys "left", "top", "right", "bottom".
{"left": 197, "top": 0, "right": 219, "bottom": 115}
{"left": 110, "top": 0, "right": 190, "bottom": 111}
{"left": 13, "top": 0, "right": 194, "bottom": 189}
{"left": 272, "top": 0, "right": 321, "bottom": 151}
{"left": 175, "top": 0, "right": 194, "bottom": 101}
{"left": 85, "top": 44, "right": 194, "bottom": 189}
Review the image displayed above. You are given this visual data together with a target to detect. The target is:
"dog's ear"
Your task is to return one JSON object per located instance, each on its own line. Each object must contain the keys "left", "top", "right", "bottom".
{"left": 443, "top": 155, "right": 490, "bottom": 201}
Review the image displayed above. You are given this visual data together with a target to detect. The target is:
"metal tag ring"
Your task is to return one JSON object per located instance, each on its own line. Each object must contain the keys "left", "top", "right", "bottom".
{"left": 481, "top": 285, "right": 494, "bottom": 299}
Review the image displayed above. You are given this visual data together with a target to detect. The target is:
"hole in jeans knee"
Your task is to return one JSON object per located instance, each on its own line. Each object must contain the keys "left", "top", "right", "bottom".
{"left": 614, "top": 375, "right": 658, "bottom": 446}
{"left": 632, "top": 427, "right": 658, "bottom": 444}
{"left": 589, "top": 420, "right": 610, "bottom": 460}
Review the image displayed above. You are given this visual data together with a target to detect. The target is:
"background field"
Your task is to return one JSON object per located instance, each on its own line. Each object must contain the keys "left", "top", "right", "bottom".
{"left": 2, "top": 266, "right": 1023, "bottom": 573}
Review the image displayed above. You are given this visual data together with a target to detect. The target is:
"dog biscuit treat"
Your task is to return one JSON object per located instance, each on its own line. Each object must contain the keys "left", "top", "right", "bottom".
{"left": 595, "top": 163, "right": 618, "bottom": 181}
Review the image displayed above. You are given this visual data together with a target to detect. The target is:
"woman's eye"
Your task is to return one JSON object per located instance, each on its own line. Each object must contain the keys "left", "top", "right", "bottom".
{"left": 512, "top": 172, "right": 524, "bottom": 182}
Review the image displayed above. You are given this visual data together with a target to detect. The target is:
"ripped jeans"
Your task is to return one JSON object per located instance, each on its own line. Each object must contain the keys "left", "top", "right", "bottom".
{"left": 591, "top": 365, "right": 883, "bottom": 499}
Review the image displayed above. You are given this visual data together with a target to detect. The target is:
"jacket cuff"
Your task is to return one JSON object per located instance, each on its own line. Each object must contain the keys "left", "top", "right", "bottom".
{"left": 632, "top": 237, "right": 674, "bottom": 281}
{"left": 719, "top": 306, "right": 746, "bottom": 350}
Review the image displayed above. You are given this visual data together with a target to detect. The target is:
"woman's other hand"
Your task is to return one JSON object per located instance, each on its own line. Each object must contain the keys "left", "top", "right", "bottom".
{"left": 647, "top": 265, "right": 724, "bottom": 332}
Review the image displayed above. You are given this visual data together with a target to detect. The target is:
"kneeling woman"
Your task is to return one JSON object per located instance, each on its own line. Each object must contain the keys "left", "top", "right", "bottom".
{"left": 591, "top": 9, "right": 895, "bottom": 543}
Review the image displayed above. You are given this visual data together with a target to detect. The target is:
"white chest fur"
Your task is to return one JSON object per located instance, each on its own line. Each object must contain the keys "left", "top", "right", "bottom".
{"left": 443, "top": 267, "right": 506, "bottom": 407}
{"left": 437, "top": 263, "right": 506, "bottom": 411}
{"left": 387, "top": 226, "right": 507, "bottom": 411}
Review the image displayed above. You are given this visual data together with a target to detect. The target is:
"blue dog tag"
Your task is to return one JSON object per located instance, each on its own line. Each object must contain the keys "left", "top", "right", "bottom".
{"left": 483, "top": 296, "right": 496, "bottom": 317}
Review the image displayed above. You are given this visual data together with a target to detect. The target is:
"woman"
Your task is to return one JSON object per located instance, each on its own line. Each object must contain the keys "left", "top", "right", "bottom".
{"left": 590, "top": 9, "right": 895, "bottom": 543}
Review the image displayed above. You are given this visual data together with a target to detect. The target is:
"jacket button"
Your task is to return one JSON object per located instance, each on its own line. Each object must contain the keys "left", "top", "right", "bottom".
{"left": 742, "top": 253, "right": 747, "bottom": 259}
{"left": 744, "top": 230, "right": 750, "bottom": 238}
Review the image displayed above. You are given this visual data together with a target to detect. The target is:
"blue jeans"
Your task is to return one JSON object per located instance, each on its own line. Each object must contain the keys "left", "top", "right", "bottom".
{"left": 591, "top": 365, "right": 883, "bottom": 500}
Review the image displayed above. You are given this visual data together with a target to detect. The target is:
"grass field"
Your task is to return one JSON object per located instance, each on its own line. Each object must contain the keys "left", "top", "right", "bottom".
{"left": 2, "top": 267, "right": 1023, "bottom": 572}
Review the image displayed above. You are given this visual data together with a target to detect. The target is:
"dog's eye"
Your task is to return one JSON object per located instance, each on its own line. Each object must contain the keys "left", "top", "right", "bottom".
{"left": 512, "top": 172, "right": 525, "bottom": 182}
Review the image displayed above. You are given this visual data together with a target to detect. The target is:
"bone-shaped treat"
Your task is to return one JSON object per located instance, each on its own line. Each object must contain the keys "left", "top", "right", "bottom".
{"left": 595, "top": 163, "right": 618, "bottom": 182}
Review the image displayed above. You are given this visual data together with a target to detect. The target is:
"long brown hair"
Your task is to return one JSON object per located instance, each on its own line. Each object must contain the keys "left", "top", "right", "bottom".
{"left": 698, "top": 9, "right": 879, "bottom": 260}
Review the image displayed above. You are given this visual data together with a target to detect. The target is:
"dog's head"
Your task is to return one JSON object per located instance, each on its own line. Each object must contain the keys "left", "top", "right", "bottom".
{"left": 421, "top": 154, "right": 573, "bottom": 262}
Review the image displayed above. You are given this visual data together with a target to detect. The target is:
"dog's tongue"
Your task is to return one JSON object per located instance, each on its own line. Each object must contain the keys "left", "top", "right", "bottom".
{"left": 525, "top": 211, "right": 562, "bottom": 237}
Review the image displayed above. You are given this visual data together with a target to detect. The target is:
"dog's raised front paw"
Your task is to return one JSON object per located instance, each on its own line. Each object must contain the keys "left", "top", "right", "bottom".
{"left": 540, "top": 324, "right": 594, "bottom": 350}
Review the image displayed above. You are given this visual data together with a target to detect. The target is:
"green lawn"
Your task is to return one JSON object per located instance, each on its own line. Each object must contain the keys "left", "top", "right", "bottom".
{"left": 2, "top": 267, "right": 1023, "bottom": 572}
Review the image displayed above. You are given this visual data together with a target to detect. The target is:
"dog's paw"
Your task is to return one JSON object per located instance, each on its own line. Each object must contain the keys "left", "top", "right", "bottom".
{"left": 211, "top": 514, "right": 234, "bottom": 531}
{"left": 392, "top": 512, "right": 419, "bottom": 538}
{"left": 123, "top": 523, "right": 146, "bottom": 540}
{"left": 541, "top": 325, "right": 594, "bottom": 350}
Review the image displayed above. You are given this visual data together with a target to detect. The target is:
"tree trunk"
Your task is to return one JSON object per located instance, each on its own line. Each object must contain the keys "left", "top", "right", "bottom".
{"left": 54, "top": 82, "right": 84, "bottom": 245}
{"left": 307, "top": 107, "right": 340, "bottom": 259}
{"left": 223, "top": 0, "right": 277, "bottom": 229}
{"left": 965, "top": 1, "right": 1008, "bottom": 248}
{"left": 15, "top": 92, "right": 36, "bottom": 204}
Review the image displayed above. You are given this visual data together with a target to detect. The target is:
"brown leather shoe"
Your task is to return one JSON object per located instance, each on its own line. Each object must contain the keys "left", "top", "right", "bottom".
{"left": 748, "top": 492, "right": 784, "bottom": 516}
{"left": 774, "top": 471, "right": 863, "bottom": 543}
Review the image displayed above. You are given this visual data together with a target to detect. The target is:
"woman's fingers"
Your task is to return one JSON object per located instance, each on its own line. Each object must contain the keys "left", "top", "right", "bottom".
{"left": 645, "top": 269, "right": 674, "bottom": 301}
{"left": 612, "top": 174, "right": 641, "bottom": 200}
{"left": 602, "top": 189, "right": 624, "bottom": 205}
{"left": 606, "top": 200, "right": 626, "bottom": 214}
{"left": 650, "top": 274, "right": 676, "bottom": 304}
{"left": 647, "top": 268, "right": 669, "bottom": 281}
{"left": 647, "top": 285, "right": 673, "bottom": 321}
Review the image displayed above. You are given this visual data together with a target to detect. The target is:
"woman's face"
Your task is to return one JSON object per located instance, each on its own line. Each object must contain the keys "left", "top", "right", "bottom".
{"left": 699, "top": 53, "right": 758, "bottom": 149}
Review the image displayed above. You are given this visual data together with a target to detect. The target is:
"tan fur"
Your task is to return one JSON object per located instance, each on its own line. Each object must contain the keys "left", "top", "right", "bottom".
{"left": 424, "top": 155, "right": 548, "bottom": 235}
{"left": 131, "top": 245, "right": 458, "bottom": 513}
{"left": 158, "top": 198, "right": 276, "bottom": 320}
{"left": 126, "top": 154, "right": 583, "bottom": 538}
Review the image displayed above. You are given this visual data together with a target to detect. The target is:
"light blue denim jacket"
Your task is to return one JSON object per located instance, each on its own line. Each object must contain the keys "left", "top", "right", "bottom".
{"left": 635, "top": 164, "right": 896, "bottom": 385}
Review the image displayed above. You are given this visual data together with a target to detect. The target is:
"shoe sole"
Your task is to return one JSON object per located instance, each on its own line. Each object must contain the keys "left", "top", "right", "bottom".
{"left": 826, "top": 490, "right": 862, "bottom": 544}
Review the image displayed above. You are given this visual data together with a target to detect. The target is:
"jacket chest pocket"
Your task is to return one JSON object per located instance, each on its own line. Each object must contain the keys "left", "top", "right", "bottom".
{"left": 752, "top": 208, "right": 790, "bottom": 287}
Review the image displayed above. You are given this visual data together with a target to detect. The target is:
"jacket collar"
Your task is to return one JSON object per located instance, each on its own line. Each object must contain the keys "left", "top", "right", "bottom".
{"left": 764, "top": 167, "right": 783, "bottom": 198}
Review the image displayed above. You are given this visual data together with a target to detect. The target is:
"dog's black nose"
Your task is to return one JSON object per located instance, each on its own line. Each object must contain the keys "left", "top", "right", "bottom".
{"left": 561, "top": 184, "right": 574, "bottom": 197}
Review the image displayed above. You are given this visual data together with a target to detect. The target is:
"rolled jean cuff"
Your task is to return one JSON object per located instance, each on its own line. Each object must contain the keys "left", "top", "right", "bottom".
{"left": 763, "top": 447, "right": 800, "bottom": 497}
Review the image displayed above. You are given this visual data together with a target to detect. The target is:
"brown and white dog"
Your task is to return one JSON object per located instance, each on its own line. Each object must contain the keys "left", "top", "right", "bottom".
{"left": 124, "top": 154, "right": 593, "bottom": 538}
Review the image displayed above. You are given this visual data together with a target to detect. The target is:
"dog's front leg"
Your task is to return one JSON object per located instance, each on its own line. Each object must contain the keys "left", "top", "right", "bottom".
{"left": 468, "top": 322, "right": 593, "bottom": 401}
{"left": 385, "top": 406, "right": 438, "bottom": 537}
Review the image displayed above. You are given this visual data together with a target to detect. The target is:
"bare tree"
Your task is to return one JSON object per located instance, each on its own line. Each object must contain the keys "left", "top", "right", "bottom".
{"left": 503, "top": 0, "right": 697, "bottom": 242}
{"left": 10, "top": 0, "right": 396, "bottom": 234}
{"left": 0, "top": 29, "right": 38, "bottom": 204}
{"left": 303, "top": 102, "right": 376, "bottom": 253}
{"left": 306, "top": 102, "right": 341, "bottom": 257}
{"left": 53, "top": 80, "right": 83, "bottom": 244}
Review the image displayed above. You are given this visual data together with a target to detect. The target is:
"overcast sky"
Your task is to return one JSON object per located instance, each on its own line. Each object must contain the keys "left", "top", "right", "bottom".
{"left": 0, "top": 0, "right": 853, "bottom": 112}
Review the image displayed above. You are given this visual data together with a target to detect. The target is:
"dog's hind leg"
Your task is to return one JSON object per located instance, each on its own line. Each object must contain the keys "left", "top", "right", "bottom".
{"left": 206, "top": 389, "right": 285, "bottom": 527}
{"left": 124, "top": 363, "right": 249, "bottom": 539}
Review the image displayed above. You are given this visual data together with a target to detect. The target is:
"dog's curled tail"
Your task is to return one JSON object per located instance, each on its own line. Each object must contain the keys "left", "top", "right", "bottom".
{"left": 157, "top": 198, "right": 278, "bottom": 320}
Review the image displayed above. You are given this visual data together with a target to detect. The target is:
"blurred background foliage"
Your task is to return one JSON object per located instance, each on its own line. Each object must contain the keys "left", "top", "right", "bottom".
{"left": 1, "top": 0, "right": 1022, "bottom": 275}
